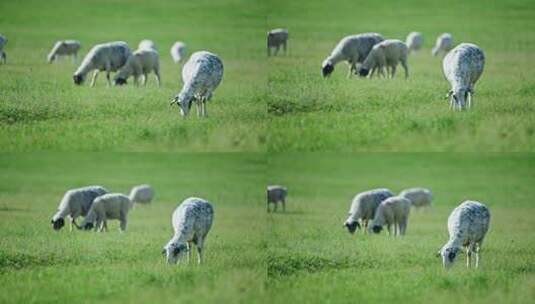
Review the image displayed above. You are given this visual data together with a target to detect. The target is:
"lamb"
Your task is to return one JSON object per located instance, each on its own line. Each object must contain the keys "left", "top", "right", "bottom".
{"left": 344, "top": 188, "right": 394, "bottom": 234}
{"left": 369, "top": 196, "right": 411, "bottom": 236}
{"left": 170, "top": 42, "right": 187, "bottom": 63}
{"left": 73, "top": 41, "right": 131, "bottom": 87}
{"left": 321, "top": 33, "right": 384, "bottom": 78}
{"left": 79, "top": 193, "right": 134, "bottom": 232}
{"left": 129, "top": 184, "right": 154, "bottom": 204}
{"left": 437, "top": 200, "right": 490, "bottom": 269}
{"left": 138, "top": 39, "right": 157, "bottom": 51}
{"left": 399, "top": 187, "right": 433, "bottom": 209}
{"left": 170, "top": 51, "right": 224, "bottom": 117}
{"left": 267, "top": 185, "right": 288, "bottom": 212}
{"left": 432, "top": 33, "right": 453, "bottom": 57}
{"left": 0, "top": 34, "right": 7, "bottom": 64}
{"left": 358, "top": 39, "right": 409, "bottom": 79}
{"left": 442, "top": 43, "right": 485, "bottom": 110}
{"left": 113, "top": 48, "right": 160, "bottom": 86}
{"left": 267, "top": 28, "right": 289, "bottom": 56}
{"left": 162, "top": 197, "right": 214, "bottom": 265}
{"left": 47, "top": 40, "right": 81, "bottom": 63}
{"left": 50, "top": 185, "right": 108, "bottom": 231}
{"left": 406, "top": 32, "right": 423, "bottom": 54}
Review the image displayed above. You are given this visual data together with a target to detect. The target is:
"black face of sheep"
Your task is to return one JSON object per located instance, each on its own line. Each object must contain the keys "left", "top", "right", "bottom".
{"left": 322, "top": 64, "right": 334, "bottom": 77}
{"left": 51, "top": 218, "right": 65, "bottom": 231}
{"left": 358, "top": 68, "right": 369, "bottom": 77}
{"left": 83, "top": 222, "right": 94, "bottom": 231}
{"left": 371, "top": 225, "right": 383, "bottom": 234}
{"left": 114, "top": 78, "right": 127, "bottom": 86}
{"left": 73, "top": 74, "right": 84, "bottom": 85}
{"left": 344, "top": 221, "right": 360, "bottom": 234}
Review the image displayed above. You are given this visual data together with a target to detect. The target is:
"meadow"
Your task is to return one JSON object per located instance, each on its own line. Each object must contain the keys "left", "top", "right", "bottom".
{"left": 266, "top": 0, "right": 535, "bottom": 152}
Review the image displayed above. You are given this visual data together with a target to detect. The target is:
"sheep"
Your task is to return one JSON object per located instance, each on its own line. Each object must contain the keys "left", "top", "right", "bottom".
{"left": 47, "top": 40, "right": 81, "bottom": 63}
{"left": 443, "top": 43, "right": 485, "bottom": 110}
{"left": 437, "top": 200, "right": 490, "bottom": 269}
{"left": 267, "top": 185, "right": 288, "bottom": 212}
{"left": 79, "top": 193, "right": 134, "bottom": 232}
{"left": 358, "top": 39, "right": 409, "bottom": 79}
{"left": 129, "top": 184, "right": 154, "bottom": 204}
{"left": 162, "top": 197, "right": 214, "bottom": 265}
{"left": 113, "top": 48, "right": 160, "bottom": 86}
{"left": 50, "top": 185, "right": 108, "bottom": 231}
{"left": 344, "top": 188, "right": 394, "bottom": 234}
{"left": 399, "top": 187, "right": 433, "bottom": 209}
{"left": 432, "top": 33, "right": 453, "bottom": 57}
{"left": 369, "top": 196, "right": 411, "bottom": 236}
{"left": 0, "top": 34, "right": 7, "bottom": 64}
{"left": 73, "top": 41, "right": 131, "bottom": 87}
{"left": 267, "top": 28, "right": 289, "bottom": 56}
{"left": 170, "top": 51, "right": 224, "bottom": 117}
{"left": 321, "top": 33, "right": 384, "bottom": 78}
{"left": 138, "top": 39, "right": 157, "bottom": 51}
{"left": 170, "top": 42, "right": 187, "bottom": 63}
{"left": 406, "top": 32, "right": 423, "bottom": 54}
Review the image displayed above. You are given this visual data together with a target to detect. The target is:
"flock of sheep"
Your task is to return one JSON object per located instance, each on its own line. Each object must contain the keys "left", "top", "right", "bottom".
{"left": 267, "top": 185, "right": 491, "bottom": 269}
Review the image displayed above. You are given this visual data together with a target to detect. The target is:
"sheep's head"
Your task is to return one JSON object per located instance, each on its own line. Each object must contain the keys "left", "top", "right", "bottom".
{"left": 448, "top": 88, "right": 469, "bottom": 110}
{"left": 81, "top": 222, "right": 94, "bottom": 231}
{"left": 321, "top": 61, "right": 334, "bottom": 77}
{"left": 344, "top": 220, "right": 360, "bottom": 234}
{"left": 51, "top": 218, "right": 65, "bottom": 231}
{"left": 73, "top": 74, "right": 85, "bottom": 85}
{"left": 114, "top": 77, "right": 128, "bottom": 86}
{"left": 47, "top": 54, "right": 56, "bottom": 63}
{"left": 163, "top": 242, "right": 189, "bottom": 264}
{"left": 438, "top": 246, "right": 460, "bottom": 269}
{"left": 170, "top": 93, "right": 194, "bottom": 117}
{"left": 371, "top": 225, "right": 383, "bottom": 234}
{"left": 358, "top": 68, "right": 370, "bottom": 77}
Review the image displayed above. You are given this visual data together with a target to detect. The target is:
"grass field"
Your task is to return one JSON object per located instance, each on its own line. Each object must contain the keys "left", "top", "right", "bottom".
{"left": 266, "top": 0, "right": 535, "bottom": 151}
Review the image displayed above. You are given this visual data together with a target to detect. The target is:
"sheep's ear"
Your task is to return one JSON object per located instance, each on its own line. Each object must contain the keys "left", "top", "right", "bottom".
{"left": 161, "top": 248, "right": 166, "bottom": 255}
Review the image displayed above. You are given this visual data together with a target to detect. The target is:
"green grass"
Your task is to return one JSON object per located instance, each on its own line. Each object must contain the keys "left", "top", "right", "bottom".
{"left": 266, "top": 153, "right": 535, "bottom": 303}
{"left": 266, "top": 0, "right": 535, "bottom": 151}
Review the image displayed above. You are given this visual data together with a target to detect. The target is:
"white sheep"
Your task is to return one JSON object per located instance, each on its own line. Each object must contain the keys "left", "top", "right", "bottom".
{"left": 113, "top": 48, "right": 160, "bottom": 86}
{"left": 406, "top": 32, "right": 423, "bottom": 54}
{"left": 267, "top": 185, "right": 288, "bottom": 212}
{"left": 50, "top": 185, "right": 108, "bottom": 231}
{"left": 47, "top": 40, "right": 81, "bottom": 63}
{"left": 79, "top": 193, "right": 134, "bottom": 232}
{"left": 443, "top": 43, "right": 485, "bottom": 110}
{"left": 170, "top": 51, "right": 224, "bottom": 117}
{"left": 432, "top": 33, "right": 453, "bottom": 57}
{"left": 162, "top": 197, "right": 214, "bottom": 265}
{"left": 399, "top": 187, "right": 433, "bottom": 209}
{"left": 138, "top": 39, "right": 157, "bottom": 51}
{"left": 170, "top": 42, "right": 187, "bottom": 63}
{"left": 129, "top": 184, "right": 154, "bottom": 204}
{"left": 267, "top": 28, "right": 289, "bottom": 56}
{"left": 369, "top": 196, "right": 411, "bottom": 236}
{"left": 358, "top": 39, "right": 409, "bottom": 79}
{"left": 437, "top": 200, "right": 490, "bottom": 269}
{"left": 73, "top": 41, "right": 131, "bottom": 87}
{"left": 321, "top": 33, "right": 384, "bottom": 78}
{"left": 344, "top": 188, "right": 394, "bottom": 234}
{"left": 0, "top": 34, "right": 7, "bottom": 64}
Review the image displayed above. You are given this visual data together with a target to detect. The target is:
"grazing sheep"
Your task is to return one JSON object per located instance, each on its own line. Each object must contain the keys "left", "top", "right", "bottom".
{"left": 138, "top": 39, "right": 157, "bottom": 51}
{"left": 358, "top": 39, "right": 409, "bottom": 79}
{"left": 443, "top": 43, "right": 485, "bottom": 110}
{"left": 267, "top": 185, "right": 288, "bottom": 212}
{"left": 73, "top": 41, "right": 131, "bottom": 87}
{"left": 47, "top": 40, "right": 81, "bottom": 63}
{"left": 170, "top": 42, "right": 187, "bottom": 63}
{"left": 170, "top": 51, "right": 224, "bottom": 117}
{"left": 267, "top": 28, "right": 289, "bottom": 56}
{"left": 0, "top": 34, "right": 7, "bottom": 64}
{"left": 406, "top": 32, "right": 423, "bottom": 54}
{"left": 162, "top": 197, "right": 214, "bottom": 265}
{"left": 129, "top": 184, "right": 154, "bottom": 204}
{"left": 80, "top": 193, "right": 134, "bottom": 232}
{"left": 50, "top": 185, "right": 108, "bottom": 231}
{"left": 321, "top": 33, "right": 384, "bottom": 78}
{"left": 437, "top": 200, "right": 490, "bottom": 269}
{"left": 432, "top": 33, "right": 453, "bottom": 57}
{"left": 344, "top": 188, "right": 394, "bottom": 234}
{"left": 369, "top": 196, "right": 411, "bottom": 236}
{"left": 113, "top": 48, "right": 160, "bottom": 86}
{"left": 400, "top": 187, "right": 433, "bottom": 208}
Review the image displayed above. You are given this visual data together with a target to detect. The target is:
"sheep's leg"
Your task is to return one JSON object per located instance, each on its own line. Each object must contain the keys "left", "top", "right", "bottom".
{"left": 102, "top": 220, "right": 109, "bottom": 232}
{"left": 106, "top": 72, "right": 111, "bottom": 87}
{"left": 142, "top": 74, "right": 148, "bottom": 86}
{"left": 363, "top": 219, "right": 368, "bottom": 234}
{"left": 281, "top": 198, "right": 286, "bottom": 212}
{"left": 390, "top": 65, "right": 397, "bottom": 79}
{"left": 273, "top": 201, "right": 278, "bottom": 212}
{"left": 155, "top": 69, "right": 161, "bottom": 87}
{"left": 195, "top": 101, "right": 201, "bottom": 117}
{"left": 401, "top": 60, "right": 409, "bottom": 79}
{"left": 267, "top": 203, "right": 271, "bottom": 213}
{"left": 467, "top": 91, "right": 472, "bottom": 109}
{"left": 283, "top": 41, "right": 287, "bottom": 55}
{"left": 90, "top": 70, "right": 99, "bottom": 87}
{"left": 119, "top": 211, "right": 127, "bottom": 232}
{"left": 379, "top": 66, "right": 386, "bottom": 78}
{"left": 187, "top": 241, "right": 193, "bottom": 263}
{"left": 387, "top": 224, "right": 392, "bottom": 236}
{"left": 267, "top": 46, "right": 271, "bottom": 57}
{"left": 196, "top": 238, "right": 204, "bottom": 264}
{"left": 475, "top": 243, "right": 481, "bottom": 268}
